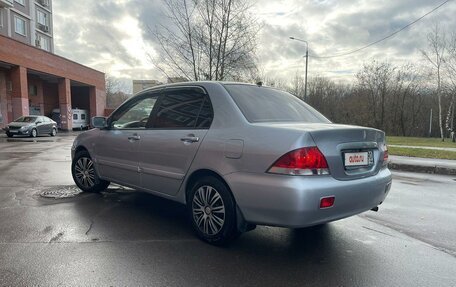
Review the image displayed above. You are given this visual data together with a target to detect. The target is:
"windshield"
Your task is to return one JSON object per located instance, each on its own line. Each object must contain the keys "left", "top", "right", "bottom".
{"left": 224, "top": 84, "right": 331, "bottom": 123}
{"left": 14, "top": 116, "right": 37, "bottom": 123}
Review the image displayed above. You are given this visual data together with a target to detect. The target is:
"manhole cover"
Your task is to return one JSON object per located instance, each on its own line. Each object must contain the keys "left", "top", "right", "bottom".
{"left": 40, "top": 186, "right": 83, "bottom": 199}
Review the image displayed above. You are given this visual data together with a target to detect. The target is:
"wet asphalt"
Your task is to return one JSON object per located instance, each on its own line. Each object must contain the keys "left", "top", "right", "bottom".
{"left": 0, "top": 133, "right": 455, "bottom": 286}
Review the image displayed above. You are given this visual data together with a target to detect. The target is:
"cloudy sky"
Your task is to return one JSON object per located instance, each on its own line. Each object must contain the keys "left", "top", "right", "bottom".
{"left": 53, "top": 0, "right": 456, "bottom": 91}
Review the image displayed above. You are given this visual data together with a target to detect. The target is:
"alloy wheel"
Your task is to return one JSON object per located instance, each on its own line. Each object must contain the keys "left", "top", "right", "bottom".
{"left": 192, "top": 185, "right": 226, "bottom": 236}
{"left": 74, "top": 157, "right": 96, "bottom": 188}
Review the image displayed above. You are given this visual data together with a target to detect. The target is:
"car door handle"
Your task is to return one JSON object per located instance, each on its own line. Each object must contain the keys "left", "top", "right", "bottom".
{"left": 180, "top": 136, "right": 199, "bottom": 143}
{"left": 128, "top": 135, "right": 141, "bottom": 141}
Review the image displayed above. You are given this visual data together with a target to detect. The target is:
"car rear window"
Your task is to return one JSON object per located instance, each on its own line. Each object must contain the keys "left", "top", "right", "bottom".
{"left": 224, "top": 84, "right": 331, "bottom": 123}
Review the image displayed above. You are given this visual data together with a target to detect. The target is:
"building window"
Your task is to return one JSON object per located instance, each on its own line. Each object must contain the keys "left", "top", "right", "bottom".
{"left": 14, "top": 0, "right": 25, "bottom": 6}
{"left": 0, "top": 10, "right": 3, "bottom": 28}
{"left": 36, "top": 9, "right": 47, "bottom": 26}
{"left": 14, "top": 16, "right": 26, "bottom": 36}
{"left": 39, "top": 36, "right": 50, "bottom": 51}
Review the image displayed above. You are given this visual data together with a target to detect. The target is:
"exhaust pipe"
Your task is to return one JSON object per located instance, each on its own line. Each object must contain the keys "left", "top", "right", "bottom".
{"left": 371, "top": 206, "right": 379, "bottom": 212}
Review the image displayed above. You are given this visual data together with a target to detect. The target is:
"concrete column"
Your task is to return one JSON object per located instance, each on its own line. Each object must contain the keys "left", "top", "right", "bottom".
{"left": 89, "top": 86, "right": 96, "bottom": 119}
{"left": 11, "top": 66, "right": 29, "bottom": 120}
{"left": 58, "top": 78, "right": 72, "bottom": 130}
{"left": 0, "top": 71, "right": 7, "bottom": 128}
{"left": 89, "top": 86, "right": 106, "bottom": 118}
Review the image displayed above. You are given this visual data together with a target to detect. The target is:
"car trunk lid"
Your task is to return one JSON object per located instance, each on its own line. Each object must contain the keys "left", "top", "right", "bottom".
{"left": 307, "top": 124, "right": 386, "bottom": 180}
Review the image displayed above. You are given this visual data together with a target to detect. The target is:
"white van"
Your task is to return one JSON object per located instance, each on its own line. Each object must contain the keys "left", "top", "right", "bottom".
{"left": 72, "top": 109, "right": 90, "bottom": 130}
{"left": 51, "top": 108, "right": 89, "bottom": 130}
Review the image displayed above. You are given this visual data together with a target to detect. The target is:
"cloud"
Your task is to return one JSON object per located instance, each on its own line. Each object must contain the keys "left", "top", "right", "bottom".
{"left": 53, "top": 0, "right": 456, "bottom": 87}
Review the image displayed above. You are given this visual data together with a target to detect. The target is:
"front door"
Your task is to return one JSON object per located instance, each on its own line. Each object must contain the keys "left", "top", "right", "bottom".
{"left": 139, "top": 87, "right": 214, "bottom": 196}
{"left": 94, "top": 93, "right": 160, "bottom": 189}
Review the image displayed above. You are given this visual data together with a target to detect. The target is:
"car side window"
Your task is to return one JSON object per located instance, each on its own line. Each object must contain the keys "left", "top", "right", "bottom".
{"left": 110, "top": 93, "right": 159, "bottom": 129}
{"left": 152, "top": 88, "right": 213, "bottom": 129}
{"left": 196, "top": 97, "right": 213, "bottom": 128}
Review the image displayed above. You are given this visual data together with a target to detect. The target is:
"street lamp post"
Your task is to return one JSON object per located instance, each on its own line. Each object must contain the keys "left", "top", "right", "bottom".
{"left": 289, "top": 37, "right": 308, "bottom": 102}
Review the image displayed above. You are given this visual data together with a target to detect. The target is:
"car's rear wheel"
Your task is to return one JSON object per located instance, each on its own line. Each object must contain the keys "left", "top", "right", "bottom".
{"left": 72, "top": 150, "right": 110, "bottom": 192}
{"left": 187, "top": 176, "right": 239, "bottom": 245}
{"left": 50, "top": 128, "right": 57, "bottom": 137}
{"left": 30, "top": 128, "right": 37, "bottom": 138}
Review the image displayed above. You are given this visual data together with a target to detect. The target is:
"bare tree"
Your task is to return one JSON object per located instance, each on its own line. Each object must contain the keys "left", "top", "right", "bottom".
{"left": 151, "top": 0, "right": 259, "bottom": 81}
{"left": 443, "top": 32, "right": 456, "bottom": 141}
{"left": 422, "top": 24, "right": 447, "bottom": 141}
{"left": 356, "top": 60, "right": 395, "bottom": 131}
{"left": 106, "top": 75, "right": 129, "bottom": 108}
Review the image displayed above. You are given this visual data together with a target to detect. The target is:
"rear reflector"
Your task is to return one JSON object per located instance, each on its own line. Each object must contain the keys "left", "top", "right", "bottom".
{"left": 267, "top": 147, "right": 330, "bottom": 176}
{"left": 320, "top": 196, "right": 335, "bottom": 209}
{"left": 382, "top": 145, "right": 389, "bottom": 166}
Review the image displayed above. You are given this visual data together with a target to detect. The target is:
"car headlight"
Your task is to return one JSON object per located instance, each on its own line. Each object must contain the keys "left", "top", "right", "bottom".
{"left": 20, "top": 126, "right": 28, "bottom": 131}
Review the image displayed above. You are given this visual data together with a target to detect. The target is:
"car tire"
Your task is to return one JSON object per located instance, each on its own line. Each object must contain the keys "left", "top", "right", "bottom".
{"left": 187, "top": 176, "right": 239, "bottom": 245}
{"left": 30, "top": 128, "right": 37, "bottom": 138}
{"left": 50, "top": 128, "right": 57, "bottom": 137}
{"left": 72, "top": 150, "right": 110, "bottom": 193}
{"left": 6, "top": 132, "right": 13, "bottom": 138}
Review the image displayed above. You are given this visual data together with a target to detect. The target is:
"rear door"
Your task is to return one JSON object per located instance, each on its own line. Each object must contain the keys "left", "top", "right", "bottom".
{"left": 138, "top": 87, "right": 213, "bottom": 196}
{"left": 42, "top": 117, "right": 52, "bottom": 133}
{"left": 94, "top": 92, "right": 160, "bottom": 188}
{"left": 36, "top": 116, "right": 49, "bottom": 134}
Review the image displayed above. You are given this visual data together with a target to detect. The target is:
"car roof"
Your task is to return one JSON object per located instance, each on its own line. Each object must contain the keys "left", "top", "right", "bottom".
{"left": 137, "top": 81, "right": 261, "bottom": 95}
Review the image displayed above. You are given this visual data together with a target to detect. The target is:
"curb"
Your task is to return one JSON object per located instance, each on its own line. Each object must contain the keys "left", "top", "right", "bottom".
{"left": 388, "top": 162, "right": 456, "bottom": 176}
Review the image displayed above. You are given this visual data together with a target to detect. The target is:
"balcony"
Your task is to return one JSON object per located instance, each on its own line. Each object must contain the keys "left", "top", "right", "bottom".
{"left": 36, "top": 0, "right": 49, "bottom": 7}
{"left": 36, "top": 23, "right": 49, "bottom": 33}
{"left": 0, "top": 0, "right": 14, "bottom": 8}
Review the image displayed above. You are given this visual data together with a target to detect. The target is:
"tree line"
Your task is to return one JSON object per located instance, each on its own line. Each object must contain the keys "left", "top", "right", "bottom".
{"left": 143, "top": 1, "right": 456, "bottom": 140}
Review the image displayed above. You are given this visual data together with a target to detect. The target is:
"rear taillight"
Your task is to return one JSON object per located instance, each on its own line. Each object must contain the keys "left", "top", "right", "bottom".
{"left": 382, "top": 145, "right": 389, "bottom": 166}
{"left": 267, "top": 147, "right": 330, "bottom": 176}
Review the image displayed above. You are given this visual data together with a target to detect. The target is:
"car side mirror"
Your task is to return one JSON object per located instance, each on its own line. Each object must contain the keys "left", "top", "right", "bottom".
{"left": 92, "top": 117, "right": 107, "bottom": 129}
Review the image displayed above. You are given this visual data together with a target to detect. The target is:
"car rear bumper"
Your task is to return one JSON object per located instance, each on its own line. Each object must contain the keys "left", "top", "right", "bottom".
{"left": 224, "top": 168, "right": 392, "bottom": 228}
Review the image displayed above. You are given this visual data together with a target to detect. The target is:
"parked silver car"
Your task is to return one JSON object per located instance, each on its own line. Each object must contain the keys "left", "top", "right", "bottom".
{"left": 4, "top": 115, "right": 58, "bottom": 138}
{"left": 71, "top": 82, "right": 392, "bottom": 245}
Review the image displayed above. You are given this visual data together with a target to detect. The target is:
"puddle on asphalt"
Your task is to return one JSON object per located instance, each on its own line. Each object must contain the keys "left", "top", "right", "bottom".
{"left": 6, "top": 138, "right": 56, "bottom": 143}
{"left": 0, "top": 152, "right": 40, "bottom": 160}
{"left": 39, "top": 185, "right": 83, "bottom": 199}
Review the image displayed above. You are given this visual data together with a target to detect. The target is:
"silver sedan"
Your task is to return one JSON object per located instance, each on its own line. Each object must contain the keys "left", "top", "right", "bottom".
{"left": 71, "top": 82, "right": 392, "bottom": 245}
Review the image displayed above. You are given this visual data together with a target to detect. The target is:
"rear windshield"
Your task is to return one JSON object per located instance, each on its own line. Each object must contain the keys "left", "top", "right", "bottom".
{"left": 224, "top": 84, "right": 331, "bottom": 123}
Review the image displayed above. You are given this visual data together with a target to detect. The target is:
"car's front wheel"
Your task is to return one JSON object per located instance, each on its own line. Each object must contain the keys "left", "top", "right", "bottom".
{"left": 6, "top": 132, "right": 13, "bottom": 138}
{"left": 72, "top": 150, "right": 110, "bottom": 192}
{"left": 50, "top": 128, "right": 57, "bottom": 137}
{"left": 187, "top": 176, "right": 239, "bottom": 245}
{"left": 30, "top": 128, "right": 37, "bottom": 138}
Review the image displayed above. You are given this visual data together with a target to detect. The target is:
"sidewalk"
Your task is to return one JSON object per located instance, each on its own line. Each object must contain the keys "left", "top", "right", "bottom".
{"left": 389, "top": 155, "right": 456, "bottom": 176}
{"left": 388, "top": 144, "right": 456, "bottom": 152}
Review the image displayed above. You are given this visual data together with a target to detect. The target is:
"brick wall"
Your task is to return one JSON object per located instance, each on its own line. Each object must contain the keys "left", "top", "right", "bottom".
{"left": 0, "top": 34, "right": 105, "bottom": 89}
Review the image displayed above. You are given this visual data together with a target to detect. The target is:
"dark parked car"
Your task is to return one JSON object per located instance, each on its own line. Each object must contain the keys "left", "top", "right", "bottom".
{"left": 3, "top": 116, "right": 58, "bottom": 137}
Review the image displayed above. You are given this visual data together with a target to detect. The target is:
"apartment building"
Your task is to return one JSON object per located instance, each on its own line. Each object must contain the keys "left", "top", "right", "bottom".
{"left": 0, "top": 0, "right": 106, "bottom": 130}
{"left": 0, "top": 0, "right": 53, "bottom": 52}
